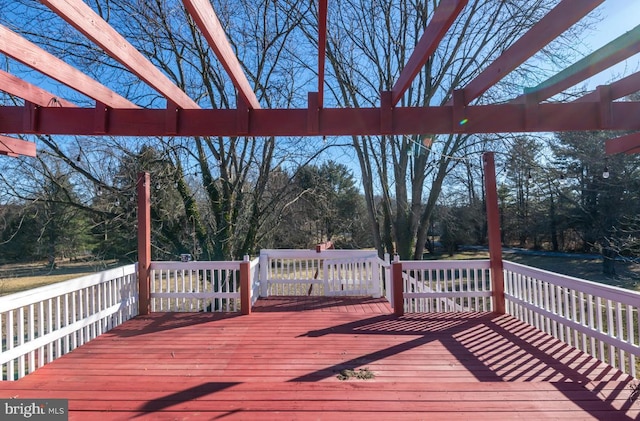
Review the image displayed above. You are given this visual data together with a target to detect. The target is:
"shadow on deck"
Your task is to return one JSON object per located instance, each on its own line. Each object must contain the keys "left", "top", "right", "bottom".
{"left": 0, "top": 296, "right": 637, "bottom": 420}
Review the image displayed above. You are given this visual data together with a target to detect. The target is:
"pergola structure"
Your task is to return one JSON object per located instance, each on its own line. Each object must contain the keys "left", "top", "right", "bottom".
{"left": 0, "top": 0, "right": 638, "bottom": 158}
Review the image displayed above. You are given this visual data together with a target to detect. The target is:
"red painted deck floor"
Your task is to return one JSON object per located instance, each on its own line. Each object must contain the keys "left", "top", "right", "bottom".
{"left": 1, "top": 296, "right": 638, "bottom": 420}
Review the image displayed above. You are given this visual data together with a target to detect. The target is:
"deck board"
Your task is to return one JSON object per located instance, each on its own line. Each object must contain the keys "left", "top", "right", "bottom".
{"left": 1, "top": 296, "right": 638, "bottom": 420}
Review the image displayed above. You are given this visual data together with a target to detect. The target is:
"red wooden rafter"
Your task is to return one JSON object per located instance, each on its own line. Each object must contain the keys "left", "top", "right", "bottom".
{"left": 0, "top": 135, "right": 36, "bottom": 158}
{"left": 0, "top": 24, "right": 137, "bottom": 109}
{"left": 0, "top": 70, "right": 76, "bottom": 108}
{"left": 317, "top": 0, "right": 328, "bottom": 108}
{"left": 183, "top": 0, "right": 260, "bottom": 109}
{"left": 516, "top": 24, "right": 640, "bottom": 103}
{"left": 461, "top": 0, "right": 603, "bottom": 105}
{"left": 42, "top": 0, "right": 199, "bottom": 110}
{"left": 606, "top": 132, "right": 640, "bottom": 155}
{"left": 391, "top": 0, "right": 467, "bottom": 106}
{"left": 575, "top": 71, "right": 640, "bottom": 103}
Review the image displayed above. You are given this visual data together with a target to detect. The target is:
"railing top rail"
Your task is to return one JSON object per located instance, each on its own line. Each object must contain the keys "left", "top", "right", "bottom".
{"left": 400, "top": 259, "right": 491, "bottom": 270}
{"left": 0, "top": 263, "right": 137, "bottom": 312}
{"left": 503, "top": 260, "right": 640, "bottom": 305}
{"left": 260, "top": 249, "right": 379, "bottom": 259}
{"left": 150, "top": 261, "right": 241, "bottom": 271}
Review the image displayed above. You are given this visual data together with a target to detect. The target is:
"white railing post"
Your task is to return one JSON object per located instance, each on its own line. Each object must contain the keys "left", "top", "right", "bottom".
{"left": 259, "top": 250, "right": 269, "bottom": 297}
{"left": 371, "top": 256, "right": 381, "bottom": 298}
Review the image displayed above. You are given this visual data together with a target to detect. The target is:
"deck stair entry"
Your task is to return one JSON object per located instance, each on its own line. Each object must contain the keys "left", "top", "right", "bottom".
{"left": 259, "top": 249, "right": 389, "bottom": 298}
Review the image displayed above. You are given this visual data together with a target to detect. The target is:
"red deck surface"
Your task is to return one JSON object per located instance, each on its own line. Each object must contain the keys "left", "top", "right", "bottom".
{"left": 1, "top": 296, "right": 638, "bottom": 420}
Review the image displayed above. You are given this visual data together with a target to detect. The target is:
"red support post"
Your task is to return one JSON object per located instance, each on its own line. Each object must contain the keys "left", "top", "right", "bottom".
{"left": 392, "top": 260, "right": 404, "bottom": 317}
{"left": 240, "top": 256, "right": 251, "bottom": 316}
{"left": 315, "top": 241, "right": 334, "bottom": 253}
{"left": 483, "top": 152, "right": 505, "bottom": 314}
{"left": 137, "top": 172, "right": 151, "bottom": 315}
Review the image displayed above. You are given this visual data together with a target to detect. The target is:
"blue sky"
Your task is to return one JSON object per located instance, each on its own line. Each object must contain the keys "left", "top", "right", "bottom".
{"left": 583, "top": 0, "right": 640, "bottom": 87}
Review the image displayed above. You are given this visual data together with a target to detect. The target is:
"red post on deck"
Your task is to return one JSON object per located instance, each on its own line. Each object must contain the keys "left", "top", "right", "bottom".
{"left": 483, "top": 152, "right": 505, "bottom": 314}
{"left": 240, "top": 256, "right": 251, "bottom": 316}
{"left": 392, "top": 260, "right": 404, "bottom": 316}
{"left": 137, "top": 172, "right": 151, "bottom": 315}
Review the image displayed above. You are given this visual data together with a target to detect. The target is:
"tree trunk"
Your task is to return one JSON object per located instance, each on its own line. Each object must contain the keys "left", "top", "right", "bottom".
{"left": 602, "top": 247, "right": 616, "bottom": 276}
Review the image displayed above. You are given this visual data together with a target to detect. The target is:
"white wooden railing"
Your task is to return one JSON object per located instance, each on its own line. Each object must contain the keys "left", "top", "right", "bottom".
{"left": 150, "top": 260, "right": 245, "bottom": 312}
{"left": 1, "top": 264, "right": 137, "bottom": 380}
{"left": 504, "top": 261, "right": 640, "bottom": 378}
{"left": 4, "top": 253, "right": 639, "bottom": 381}
{"left": 259, "top": 249, "right": 389, "bottom": 298}
{"left": 398, "top": 259, "right": 493, "bottom": 312}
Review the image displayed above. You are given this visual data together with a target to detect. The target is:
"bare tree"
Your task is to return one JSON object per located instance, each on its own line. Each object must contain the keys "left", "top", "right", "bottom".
{"left": 0, "top": 0, "right": 323, "bottom": 260}
{"left": 301, "top": 0, "right": 590, "bottom": 259}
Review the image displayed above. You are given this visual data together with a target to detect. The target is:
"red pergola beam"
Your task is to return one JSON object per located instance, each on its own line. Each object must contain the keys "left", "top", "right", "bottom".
{"left": 0, "top": 135, "right": 36, "bottom": 157}
{"left": 606, "top": 132, "right": 640, "bottom": 155}
{"left": 183, "top": 0, "right": 261, "bottom": 109}
{"left": 517, "top": 25, "right": 640, "bottom": 103}
{"left": 0, "top": 24, "right": 137, "bottom": 109}
{"left": 0, "top": 70, "right": 76, "bottom": 107}
{"left": 317, "top": 0, "right": 328, "bottom": 108}
{"left": 41, "top": 0, "right": 199, "bottom": 110}
{"left": 461, "top": 0, "right": 603, "bottom": 105}
{"left": 1, "top": 101, "right": 638, "bottom": 137}
{"left": 575, "top": 71, "right": 640, "bottom": 103}
{"left": 391, "top": 0, "right": 467, "bottom": 106}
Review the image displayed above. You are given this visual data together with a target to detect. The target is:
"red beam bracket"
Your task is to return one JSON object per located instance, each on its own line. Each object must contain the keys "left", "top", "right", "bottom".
{"left": 452, "top": 89, "right": 467, "bottom": 133}
{"left": 236, "top": 96, "right": 249, "bottom": 136}
{"left": 165, "top": 100, "right": 179, "bottom": 136}
{"left": 380, "top": 91, "right": 393, "bottom": 134}
{"left": 307, "top": 92, "right": 320, "bottom": 135}
{"left": 524, "top": 92, "right": 539, "bottom": 130}
{"left": 94, "top": 101, "right": 109, "bottom": 134}
{"left": 23, "top": 101, "right": 39, "bottom": 133}
{"left": 597, "top": 85, "right": 612, "bottom": 129}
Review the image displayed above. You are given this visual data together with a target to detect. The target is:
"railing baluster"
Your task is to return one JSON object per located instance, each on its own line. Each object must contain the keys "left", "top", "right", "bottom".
{"left": 17, "top": 307, "right": 25, "bottom": 378}
{"left": 587, "top": 293, "right": 595, "bottom": 357}
{"left": 596, "top": 296, "right": 605, "bottom": 361}
{"left": 607, "top": 299, "right": 615, "bottom": 368}
{"left": 562, "top": 285, "right": 570, "bottom": 346}
{"left": 626, "top": 304, "right": 635, "bottom": 378}
{"left": 7, "top": 311, "right": 14, "bottom": 380}
{"left": 28, "top": 304, "right": 35, "bottom": 374}
{"left": 47, "top": 299, "right": 53, "bottom": 364}
{"left": 616, "top": 301, "right": 624, "bottom": 371}
{"left": 579, "top": 291, "right": 587, "bottom": 353}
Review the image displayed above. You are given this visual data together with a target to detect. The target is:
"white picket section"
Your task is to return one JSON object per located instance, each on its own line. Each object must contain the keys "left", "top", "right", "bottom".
{"left": 0, "top": 264, "right": 137, "bottom": 380}
{"left": 324, "top": 257, "right": 383, "bottom": 297}
{"left": 259, "top": 249, "right": 388, "bottom": 297}
{"left": 504, "top": 260, "right": 640, "bottom": 378}
{"left": 399, "top": 260, "right": 493, "bottom": 312}
{"left": 149, "top": 261, "right": 242, "bottom": 312}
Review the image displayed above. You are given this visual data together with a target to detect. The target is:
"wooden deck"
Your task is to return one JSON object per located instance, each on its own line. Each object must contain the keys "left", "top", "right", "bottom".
{"left": 1, "top": 296, "right": 638, "bottom": 420}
